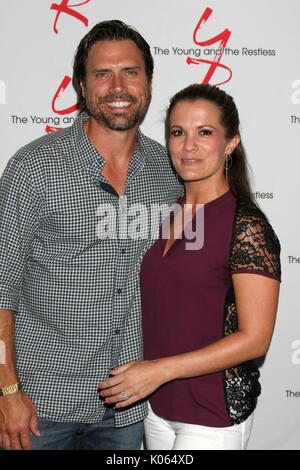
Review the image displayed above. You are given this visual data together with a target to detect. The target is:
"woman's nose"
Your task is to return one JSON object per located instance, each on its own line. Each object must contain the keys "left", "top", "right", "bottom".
{"left": 183, "top": 135, "right": 199, "bottom": 152}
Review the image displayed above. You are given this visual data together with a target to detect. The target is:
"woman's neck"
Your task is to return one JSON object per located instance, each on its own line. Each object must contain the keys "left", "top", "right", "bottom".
{"left": 184, "top": 179, "right": 229, "bottom": 205}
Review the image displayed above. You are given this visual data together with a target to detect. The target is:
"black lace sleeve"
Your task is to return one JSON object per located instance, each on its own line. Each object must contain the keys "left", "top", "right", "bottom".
{"left": 229, "top": 201, "right": 281, "bottom": 281}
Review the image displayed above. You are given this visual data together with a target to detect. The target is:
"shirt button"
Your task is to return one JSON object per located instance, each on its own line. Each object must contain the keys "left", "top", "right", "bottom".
{"left": 121, "top": 249, "right": 126, "bottom": 254}
{"left": 117, "top": 288, "right": 122, "bottom": 295}
{"left": 115, "top": 329, "right": 120, "bottom": 335}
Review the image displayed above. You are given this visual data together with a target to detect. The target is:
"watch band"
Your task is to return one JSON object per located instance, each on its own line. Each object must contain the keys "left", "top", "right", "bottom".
{"left": 0, "top": 382, "right": 22, "bottom": 397}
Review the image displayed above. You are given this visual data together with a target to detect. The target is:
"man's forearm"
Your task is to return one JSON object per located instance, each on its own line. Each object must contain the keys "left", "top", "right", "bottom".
{"left": 0, "top": 309, "right": 19, "bottom": 386}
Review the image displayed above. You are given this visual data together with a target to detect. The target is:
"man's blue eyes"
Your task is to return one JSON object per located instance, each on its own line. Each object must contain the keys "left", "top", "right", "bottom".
{"left": 95, "top": 70, "right": 137, "bottom": 78}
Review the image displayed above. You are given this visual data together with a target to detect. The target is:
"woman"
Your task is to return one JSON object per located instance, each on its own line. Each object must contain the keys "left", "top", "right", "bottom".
{"left": 98, "top": 84, "right": 281, "bottom": 450}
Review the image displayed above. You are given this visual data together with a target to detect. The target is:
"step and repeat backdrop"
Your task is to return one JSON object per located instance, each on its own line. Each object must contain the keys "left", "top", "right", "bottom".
{"left": 1, "top": 0, "right": 299, "bottom": 450}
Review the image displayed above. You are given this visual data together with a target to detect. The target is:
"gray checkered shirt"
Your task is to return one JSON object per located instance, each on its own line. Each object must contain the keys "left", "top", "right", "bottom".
{"left": 0, "top": 112, "right": 183, "bottom": 426}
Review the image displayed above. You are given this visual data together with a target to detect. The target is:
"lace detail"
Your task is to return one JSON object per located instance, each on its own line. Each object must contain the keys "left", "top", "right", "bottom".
{"left": 223, "top": 200, "right": 281, "bottom": 424}
{"left": 224, "top": 359, "right": 261, "bottom": 424}
{"left": 229, "top": 200, "right": 281, "bottom": 279}
{"left": 223, "top": 284, "right": 261, "bottom": 424}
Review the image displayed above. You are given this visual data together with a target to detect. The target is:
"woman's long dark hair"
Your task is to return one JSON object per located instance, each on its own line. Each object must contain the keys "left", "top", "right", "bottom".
{"left": 166, "top": 84, "right": 255, "bottom": 205}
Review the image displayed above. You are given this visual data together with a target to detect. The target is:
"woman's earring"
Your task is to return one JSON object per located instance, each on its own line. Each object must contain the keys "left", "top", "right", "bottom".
{"left": 225, "top": 154, "right": 232, "bottom": 183}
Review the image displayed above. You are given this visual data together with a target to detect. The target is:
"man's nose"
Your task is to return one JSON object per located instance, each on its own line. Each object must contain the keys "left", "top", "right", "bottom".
{"left": 109, "top": 73, "right": 126, "bottom": 93}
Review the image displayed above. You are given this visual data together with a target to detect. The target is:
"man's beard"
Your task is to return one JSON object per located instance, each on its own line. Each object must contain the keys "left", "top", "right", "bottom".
{"left": 86, "top": 92, "right": 151, "bottom": 131}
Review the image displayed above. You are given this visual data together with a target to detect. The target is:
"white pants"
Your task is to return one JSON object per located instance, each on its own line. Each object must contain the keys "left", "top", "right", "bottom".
{"left": 144, "top": 403, "right": 253, "bottom": 450}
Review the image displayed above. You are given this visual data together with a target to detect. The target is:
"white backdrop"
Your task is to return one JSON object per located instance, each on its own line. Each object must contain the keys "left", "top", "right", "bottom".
{"left": 1, "top": 0, "right": 299, "bottom": 450}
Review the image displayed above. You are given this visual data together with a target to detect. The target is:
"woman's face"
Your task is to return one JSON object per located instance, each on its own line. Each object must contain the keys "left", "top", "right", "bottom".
{"left": 168, "top": 99, "right": 239, "bottom": 184}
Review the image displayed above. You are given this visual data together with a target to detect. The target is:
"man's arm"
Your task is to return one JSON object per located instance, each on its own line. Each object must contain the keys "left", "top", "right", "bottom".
{"left": 0, "top": 155, "right": 43, "bottom": 450}
{"left": 0, "top": 309, "right": 40, "bottom": 450}
{"left": 0, "top": 310, "right": 19, "bottom": 384}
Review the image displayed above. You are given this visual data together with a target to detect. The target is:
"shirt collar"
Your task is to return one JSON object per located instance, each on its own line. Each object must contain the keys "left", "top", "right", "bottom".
{"left": 69, "top": 112, "right": 148, "bottom": 182}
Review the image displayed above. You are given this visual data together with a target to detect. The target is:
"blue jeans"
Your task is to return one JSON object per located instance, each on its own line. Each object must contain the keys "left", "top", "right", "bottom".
{"left": 30, "top": 408, "right": 144, "bottom": 450}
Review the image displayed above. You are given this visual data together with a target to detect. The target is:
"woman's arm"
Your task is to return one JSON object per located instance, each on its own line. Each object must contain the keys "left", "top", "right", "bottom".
{"left": 98, "top": 274, "right": 280, "bottom": 408}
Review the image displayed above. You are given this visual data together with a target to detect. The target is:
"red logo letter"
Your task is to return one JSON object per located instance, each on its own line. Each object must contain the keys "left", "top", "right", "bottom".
{"left": 45, "top": 124, "right": 63, "bottom": 134}
{"left": 46, "top": 76, "right": 79, "bottom": 133}
{"left": 51, "top": 75, "right": 79, "bottom": 115}
{"left": 187, "top": 7, "right": 232, "bottom": 86}
{"left": 51, "top": 0, "right": 90, "bottom": 34}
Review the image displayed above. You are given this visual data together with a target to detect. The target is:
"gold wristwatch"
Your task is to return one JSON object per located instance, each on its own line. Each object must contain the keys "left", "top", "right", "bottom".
{"left": 0, "top": 382, "right": 22, "bottom": 397}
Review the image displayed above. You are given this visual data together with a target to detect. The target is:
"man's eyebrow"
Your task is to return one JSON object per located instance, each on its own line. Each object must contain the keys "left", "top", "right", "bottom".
{"left": 122, "top": 66, "right": 143, "bottom": 72}
{"left": 91, "top": 66, "right": 142, "bottom": 72}
{"left": 92, "top": 68, "right": 110, "bottom": 72}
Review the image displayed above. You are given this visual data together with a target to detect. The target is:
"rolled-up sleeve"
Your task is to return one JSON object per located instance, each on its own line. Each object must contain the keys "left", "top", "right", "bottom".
{"left": 0, "top": 156, "right": 41, "bottom": 312}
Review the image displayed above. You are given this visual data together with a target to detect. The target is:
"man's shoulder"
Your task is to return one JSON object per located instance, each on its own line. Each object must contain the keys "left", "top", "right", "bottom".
{"left": 11, "top": 126, "right": 72, "bottom": 168}
{"left": 138, "top": 130, "right": 168, "bottom": 159}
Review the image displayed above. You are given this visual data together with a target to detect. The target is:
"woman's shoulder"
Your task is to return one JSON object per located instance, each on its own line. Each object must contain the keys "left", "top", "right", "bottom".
{"left": 233, "top": 198, "right": 279, "bottom": 242}
{"left": 230, "top": 197, "right": 281, "bottom": 280}
{"left": 235, "top": 197, "right": 269, "bottom": 222}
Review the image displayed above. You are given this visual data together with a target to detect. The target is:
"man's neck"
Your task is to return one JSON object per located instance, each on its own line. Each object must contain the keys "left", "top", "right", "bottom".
{"left": 84, "top": 116, "right": 138, "bottom": 164}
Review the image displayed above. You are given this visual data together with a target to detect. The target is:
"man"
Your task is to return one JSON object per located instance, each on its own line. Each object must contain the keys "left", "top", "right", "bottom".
{"left": 0, "top": 20, "right": 182, "bottom": 450}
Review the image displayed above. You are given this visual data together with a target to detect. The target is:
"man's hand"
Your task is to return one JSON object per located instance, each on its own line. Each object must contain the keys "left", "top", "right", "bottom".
{"left": 0, "top": 391, "right": 40, "bottom": 450}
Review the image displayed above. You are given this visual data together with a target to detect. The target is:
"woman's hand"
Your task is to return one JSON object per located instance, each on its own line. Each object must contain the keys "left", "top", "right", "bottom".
{"left": 98, "top": 360, "right": 167, "bottom": 409}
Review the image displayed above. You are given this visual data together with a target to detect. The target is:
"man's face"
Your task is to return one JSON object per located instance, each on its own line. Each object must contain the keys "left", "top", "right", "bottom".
{"left": 81, "top": 39, "right": 152, "bottom": 131}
